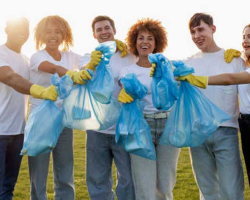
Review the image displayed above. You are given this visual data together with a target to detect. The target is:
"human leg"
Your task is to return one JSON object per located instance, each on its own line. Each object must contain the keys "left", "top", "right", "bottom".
{"left": 28, "top": 151, "right": 50, "bottom": 200}
{"left": 190, "top": 135, "right": 221, "bottom": 200}
{"left": 111, "top": 135, "right": 135, "bottom": 200}
{"left": 0, "top": 134, "right": 23, "bottom": 200}
{"left": 86, "top": 130, "right": 114, "bottom": 200}
{"left": 239, "top": 117, "right": 250, "bottom": 187}
{"left": 52, "top": 128, "right": 74, "bottom": 200}
{"left": 213, "top": 127, "right": 244, "bottom": 200}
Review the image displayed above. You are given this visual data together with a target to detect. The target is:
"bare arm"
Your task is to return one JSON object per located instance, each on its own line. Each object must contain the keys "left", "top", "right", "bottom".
{"left": 0, "top": 66, "right": 32, "bottom": 94}
{"left": 208, "top": 71, "right": 250, "bottom": 85}
{"left": 38, "top": 61, "right": 68, "bottom": 77}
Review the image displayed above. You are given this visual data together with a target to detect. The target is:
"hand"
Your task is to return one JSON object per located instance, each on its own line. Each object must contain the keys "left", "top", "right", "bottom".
{"left": 224, "top": 49, "right": 241, "bottom": 63}
{"left": 30, "top": 85, "right": 58, "bottom": 101}
{"left": 149, "top": 63, "right": 156, "bottom": 77}
{"left": 177, "top": 74, "right": 208, "bottom": 89}
{"left": 118, "top": 88, "right": 134, "bottom": 103}
{"left": 115, "top": 39, "right": 128, "bottom": 58}
{"left": 66, "top": 70, "right": 92, "bottom": 85}
{"left": 85, "top": 51, "right": 102, "bottom": 71}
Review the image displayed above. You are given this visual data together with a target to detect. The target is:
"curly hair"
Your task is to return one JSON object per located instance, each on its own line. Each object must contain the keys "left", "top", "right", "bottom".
{"left": 34, "top": 15, "right": 73, "bottom": 51}
{"left": 126, "top": 18, "right": 167, "bottom": 57}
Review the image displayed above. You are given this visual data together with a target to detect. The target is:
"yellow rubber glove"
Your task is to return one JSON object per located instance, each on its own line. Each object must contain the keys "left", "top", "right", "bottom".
{"left": 149, "top": 63, "right": 156, "bottom": 77}
{"left": 66, "top": 70, "right": 92, "bottom": 85}
{"left": 224, "top": 49, "right": 241, "bottom": 63}
{"left": 177, "top": 74, "right": 208, "bottom": 89}
{"left": 30, "top": 85, "right": 58, "bottom": 101}
{"left": 115, "top": 39, "right": 128, "bottom": 58}
{"left": 85, "top": 51, "right": 102, "bottom": 71}
{"left": 118, "top": 88, "right": 134, "bottom": 103}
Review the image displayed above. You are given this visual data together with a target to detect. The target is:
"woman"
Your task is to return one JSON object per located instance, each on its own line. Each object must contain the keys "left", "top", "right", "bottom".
{"left": 178, "top": 24, "right": 250, "bottom": 186}
{"left": 28, "top": 15, "right": 91, "bottom": 200}
{"left": 118, "top": 18, "right": 180, "bottom": 200}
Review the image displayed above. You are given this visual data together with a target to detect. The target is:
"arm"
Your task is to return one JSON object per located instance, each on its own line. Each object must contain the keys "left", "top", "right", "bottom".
{"left": 38, "top": 61, "right": 67, "bottom": 77}
{"left": 0, "top": 66, "right": 32, "bottom": 94}
{"left": 208, "top": 71, "right": 250, "bottom": 85}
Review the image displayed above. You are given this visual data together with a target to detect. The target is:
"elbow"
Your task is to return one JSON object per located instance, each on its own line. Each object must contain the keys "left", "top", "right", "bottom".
{"left": 225, "top": 74, "right": 238, "bottom": 85}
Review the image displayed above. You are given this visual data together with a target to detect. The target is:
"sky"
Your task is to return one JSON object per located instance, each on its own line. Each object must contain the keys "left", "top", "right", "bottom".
{"left": 0, "top": 0, "right": 249, "bottom": 60}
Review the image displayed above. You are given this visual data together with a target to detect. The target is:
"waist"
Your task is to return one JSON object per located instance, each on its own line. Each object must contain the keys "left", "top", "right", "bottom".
{"left": 143, "top": 112, "right": 169, "bottom": 119}
{"left": 239, "top": 113, "right": 250, "bottom": 120}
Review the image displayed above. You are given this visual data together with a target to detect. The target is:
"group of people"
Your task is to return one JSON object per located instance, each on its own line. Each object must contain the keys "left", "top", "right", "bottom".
{"left": 0, "top": 12, "right": 249, "bottom": 200}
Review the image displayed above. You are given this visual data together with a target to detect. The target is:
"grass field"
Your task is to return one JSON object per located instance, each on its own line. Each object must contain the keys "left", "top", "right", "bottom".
{"left": 14, "top": 131, "right": 250, "bottom": 199}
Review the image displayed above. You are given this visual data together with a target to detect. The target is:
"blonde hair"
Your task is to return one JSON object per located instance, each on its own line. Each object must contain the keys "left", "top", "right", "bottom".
{"left": 34, "top": 15, "right": 73, "bottom": 51}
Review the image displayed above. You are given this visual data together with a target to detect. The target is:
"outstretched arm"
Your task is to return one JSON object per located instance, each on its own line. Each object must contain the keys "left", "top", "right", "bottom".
{"left": 208, "top": 71, "right": 250, "bottom": 85}
{"left": 0, "top": 66, "right": 32, "bottom": 94}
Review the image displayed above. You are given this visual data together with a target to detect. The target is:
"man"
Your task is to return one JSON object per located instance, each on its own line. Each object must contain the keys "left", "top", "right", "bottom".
{"left": 79, "top": 15, "right": 136, "bottom": 200}
{"left": 181, "top": 13, "right": 245, "bottom": 200}
{"left": 0, "top": 17, "right": 57, "bottom": 200}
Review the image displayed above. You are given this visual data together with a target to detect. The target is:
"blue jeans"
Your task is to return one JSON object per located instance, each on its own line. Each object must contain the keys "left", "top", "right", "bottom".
{"left": 131, "top": 118, "right": 180, "bottom": 200}
{"left": 86, "top": 130, "right": 135, "bottom": 200}
{"left": 0, "top": 134, "right": 24, "bottom": 200}
{"left": 190, "top": 127, "right": 244, "bottom": 200}
{"left": 28, "top": 128, "right": 74, "bottom": 200}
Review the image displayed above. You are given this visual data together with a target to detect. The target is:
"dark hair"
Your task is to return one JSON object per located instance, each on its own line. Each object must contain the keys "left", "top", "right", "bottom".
{"left": 126, "top": 18, "right": 167, "bottom": 56}
{"left": 189, "top": 13, "right": 213, "bottom": 30}
{"left": 92, "top": 15, "right": 115, "bottom": 32}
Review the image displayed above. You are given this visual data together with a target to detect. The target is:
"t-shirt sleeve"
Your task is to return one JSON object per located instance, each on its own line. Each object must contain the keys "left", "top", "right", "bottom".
{"left": 78, "top": 53, "right": 91, "bottom": 70}
{"left": 0, "top": 52, "right": 8, "bottom": 67}
{"left": 245, "top": 68, "right": 250, "bottom": 75}
{"left": 234, "top": 57, "right": 246, "bottom": 73}
{"left": 30, "top": 51, "right": 48, "bottom": 71}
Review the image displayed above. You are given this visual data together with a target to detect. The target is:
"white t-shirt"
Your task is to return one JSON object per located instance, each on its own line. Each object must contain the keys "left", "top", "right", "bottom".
{"left": 29, "top": 49, "right": 81, "bottom": 111}
{"left": 120, "top": 63, "right": 158, "bottom": 114}
{"left": 0, "top": 45, "right": 29, "bottom": 135}
{"left": 238, "top": 67, "right": 250, "bottom": 114}
{"left": 185, "top": 49, "right": 246, "bottom": 128}
{"left": 79, "top": 51, "right": 137, "bottom": 134}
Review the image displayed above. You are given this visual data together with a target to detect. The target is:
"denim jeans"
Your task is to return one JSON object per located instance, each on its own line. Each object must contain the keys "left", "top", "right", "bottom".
{"left": 239, "top": 116, "right": 250, "bottom": 187}
{"left": 28, "top": 127, "right": 74, "bottom": 200}
{"left": 0, "top": 134, "right": 24, "bottom": 200}
{"left": 190, "top": 127, "right": 244, "bottom": 200}
{"left": 86, "top": 130, "right": 135, "bottom": 200}
{"left": 131, "top": 118, "right": 180, "bottom": 200}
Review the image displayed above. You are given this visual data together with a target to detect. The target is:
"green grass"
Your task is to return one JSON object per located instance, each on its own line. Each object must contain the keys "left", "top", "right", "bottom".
{"left": 14, "top": 131, "right": 250, "bottom": 199}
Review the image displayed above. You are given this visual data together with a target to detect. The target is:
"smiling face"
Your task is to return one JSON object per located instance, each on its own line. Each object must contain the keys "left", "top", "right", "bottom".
{"left": 242, "top": 27, "right": 250, "bottom": 58}
{"left": 43, "top": 22, "right": 63, "bottom": 51}
{"left": 6, "top": 18, "right": 29, "bottom": 47}
{"left": 93, "top": 20, "right": 116, "bottom": 43}
{"left": 190, "top": 20, "right": 216, "bottom": 52}
{"left": 136, "top": 31, "right": 155, "bottom": 57}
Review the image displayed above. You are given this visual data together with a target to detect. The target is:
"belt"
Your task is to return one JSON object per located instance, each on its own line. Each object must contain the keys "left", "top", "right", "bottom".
{"left": 143, "top": 112, "right": 169, "bottom": 119}
{"left": 239, "top": 113, "right": 250, "bottom": 120}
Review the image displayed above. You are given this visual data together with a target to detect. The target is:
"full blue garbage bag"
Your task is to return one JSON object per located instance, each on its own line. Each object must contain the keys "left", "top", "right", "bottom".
{"left": 148, "top": 53, "right": 178, "bottom": 110}
{"left": 21, "top": 74, "right": 73, "bottom": 156}
{"left": 63, "top": 69, "right": 121, "bottom": 131}
{"left": 88, "top": 41, "right": 116, "bottom": 104}
{"left": 116, "top": 73, "right": 156, "bottom": 160}
{"left": 159, "top": 61, "right": 230, "bottom": 148}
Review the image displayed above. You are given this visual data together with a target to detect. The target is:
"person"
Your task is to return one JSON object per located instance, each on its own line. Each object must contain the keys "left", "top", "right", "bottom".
{"left": 178, "top": 23, "right": 250, "bottom": 188}
{"left": 79, "top": 15, "right": 136, "bottom": 200}
{"left": 0, "top": 17, "right": 58, "bottom": 200}
{"left": 118, "top": 18, "right": 180, "bottom": 200}
{"left": 174, "top": 13, "right": 245, "bottom": 200}
{"left": 28, "top": 15, "right": 91, "bottom": 200}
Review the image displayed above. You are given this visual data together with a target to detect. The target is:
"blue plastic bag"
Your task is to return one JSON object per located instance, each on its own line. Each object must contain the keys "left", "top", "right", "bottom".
{"left": 62, "top": 74, "right": 121, "bottom": 131}
{"left": 116, "top": 73, "right": 156, "bottom": 160}
{"left": 148, "top": 53, "right": 178, "bottom": 110}
{"left": 21, "top": 74, "right": 73, "bottom": 156}
{"left": 159, "top": 61, "right": 230, "bottom": 148}
{"left": 88, "top": 41, "right": 116, "bottom": 104}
